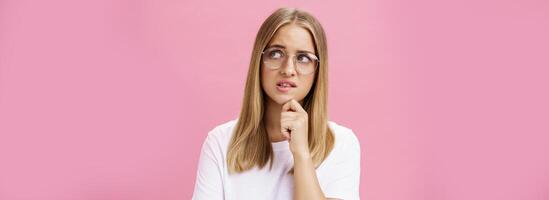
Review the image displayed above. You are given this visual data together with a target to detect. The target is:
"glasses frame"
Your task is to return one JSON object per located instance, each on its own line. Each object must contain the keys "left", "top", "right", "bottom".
{"left": 261, "top": 47, "right": 320, "bottom": 75}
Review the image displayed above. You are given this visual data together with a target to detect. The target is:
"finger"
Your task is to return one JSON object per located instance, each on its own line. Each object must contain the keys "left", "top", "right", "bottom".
{"left": 281, "top": 119, "right": 296, "bottom": 132}
{"left": 280, "top": 124, "right": 291, "bottom": 139}
{"left": 288, "top": 99, "right": 306, "bottom": 113}
{"left": 281, "top": 111, "right": 298, "bottom": 120}
{"left": 282, "top": 99, "right": 295, "bottom": 112}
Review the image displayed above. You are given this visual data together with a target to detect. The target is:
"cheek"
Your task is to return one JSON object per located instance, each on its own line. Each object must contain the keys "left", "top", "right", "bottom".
{"left": 305, "top": 75, "right": 315, "bottom": 88}
{"left": 261, "top": 68, "right": 275, "bottom": 88}
{"left": 299, "top": 76, "right": 316, "bottom": 94}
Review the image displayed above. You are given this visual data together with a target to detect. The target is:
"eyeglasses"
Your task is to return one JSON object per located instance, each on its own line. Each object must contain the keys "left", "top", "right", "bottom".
{"left": 261, "top": 47, "right": 319, "bottom": 75}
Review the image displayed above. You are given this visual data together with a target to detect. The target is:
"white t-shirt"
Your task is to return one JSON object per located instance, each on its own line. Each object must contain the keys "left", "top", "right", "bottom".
{"left": 192, "top": 119, "right": 361, "bottom": 200}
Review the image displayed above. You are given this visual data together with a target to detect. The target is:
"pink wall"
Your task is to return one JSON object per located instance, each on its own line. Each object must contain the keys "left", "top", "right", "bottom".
{"left": 1, "top": 0, "right": 548, "bottom": 199}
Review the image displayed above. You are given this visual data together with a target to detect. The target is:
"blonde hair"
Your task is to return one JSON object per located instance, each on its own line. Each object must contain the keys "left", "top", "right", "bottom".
{"left": 227, "top": 7, "right": 334, "bottom": 174}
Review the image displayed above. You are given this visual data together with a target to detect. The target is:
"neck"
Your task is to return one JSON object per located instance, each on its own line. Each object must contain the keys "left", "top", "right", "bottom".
{"left": 264, "top": 98, "right": 284, "bottom": 142}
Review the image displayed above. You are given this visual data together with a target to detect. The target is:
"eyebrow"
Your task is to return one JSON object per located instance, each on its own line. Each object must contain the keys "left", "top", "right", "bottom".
{"left": 266, "top": 44, "right": 316, "bottom": 55}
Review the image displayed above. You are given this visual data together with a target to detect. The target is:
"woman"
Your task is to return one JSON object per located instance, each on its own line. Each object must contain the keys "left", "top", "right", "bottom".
{"left": 192, "top": 7, "right": 361, "bottom": 200}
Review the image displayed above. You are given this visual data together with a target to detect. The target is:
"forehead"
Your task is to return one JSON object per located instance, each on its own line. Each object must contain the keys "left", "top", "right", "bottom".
{"left": 268, "top": 24, "right": 316, "bottom": 53}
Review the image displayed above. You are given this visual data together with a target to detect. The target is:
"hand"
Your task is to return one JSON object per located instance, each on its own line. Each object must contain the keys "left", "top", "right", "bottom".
{"left": 280, "top": 99, "right": 310, "bottom": 156}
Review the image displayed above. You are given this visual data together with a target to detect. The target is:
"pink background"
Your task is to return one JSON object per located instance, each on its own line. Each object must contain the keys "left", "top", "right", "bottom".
{"left": 1, "top": 0, "right": 548, "bottom": 199}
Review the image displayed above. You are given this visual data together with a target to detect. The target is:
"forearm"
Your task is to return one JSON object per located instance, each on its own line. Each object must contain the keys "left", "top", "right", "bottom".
{"left": 293, "top": 152, "right": 326, "bottom": 200}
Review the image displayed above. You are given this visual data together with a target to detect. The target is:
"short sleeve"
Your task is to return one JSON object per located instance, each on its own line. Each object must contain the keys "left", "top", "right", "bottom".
{"left": 192, "top": 130, "right": 225, "bottom": 200}
{"left": 323, "top": 129, "right": 361, "bottom": 200}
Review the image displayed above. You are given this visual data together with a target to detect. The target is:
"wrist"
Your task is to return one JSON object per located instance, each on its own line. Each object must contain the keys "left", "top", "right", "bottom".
{"left": 292, "top": 149, "right": 311, "bottom": 160}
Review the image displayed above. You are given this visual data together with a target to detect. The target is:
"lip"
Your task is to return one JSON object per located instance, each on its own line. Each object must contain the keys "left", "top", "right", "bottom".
{"left": 276, "top": 80, "right": 297, "bottom": 93}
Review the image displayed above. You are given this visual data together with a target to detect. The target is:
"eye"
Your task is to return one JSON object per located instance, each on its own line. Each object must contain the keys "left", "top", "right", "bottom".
{"left": 297, "top": 54, "right": 312, "bottom": 63}
{"left": 268, "top": 50, "right": 284, "bottom": 59}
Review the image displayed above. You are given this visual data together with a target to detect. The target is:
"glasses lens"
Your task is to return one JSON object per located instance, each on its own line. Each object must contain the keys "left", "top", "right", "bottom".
{"left": 262, "top": 48, "right": 285, "bottom": 69}
{"left": 296, "top": 54, "right": 318, "bottom": 75}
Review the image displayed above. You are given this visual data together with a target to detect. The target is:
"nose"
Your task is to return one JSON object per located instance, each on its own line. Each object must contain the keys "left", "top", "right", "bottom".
{"left": 279, "top": 57, "right": 297, "bottom": 77}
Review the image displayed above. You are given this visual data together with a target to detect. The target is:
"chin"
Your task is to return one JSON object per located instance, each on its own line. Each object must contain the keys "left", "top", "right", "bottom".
{"left": 271, "top": 95, "right": 291, "bottom": 105}
{"left": 273, "top": 94, "right": 304, "bottom": 105}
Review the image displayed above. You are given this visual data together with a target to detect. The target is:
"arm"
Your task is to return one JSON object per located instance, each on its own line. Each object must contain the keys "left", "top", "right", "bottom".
{"left": 293, "top": 151, "right": 329, "bottom": 200}
{"left": 281, "top": 100, "right": 360, "bottom": 200}
{"left": 293, "top": 152, "right": 344, "bottom": 200}
{"left": 192, "top": 133, "right": 224, "bottom": 200}
{"left": 280, "top": 99, "right": 335, "bottom": 200}
{"left": 294, "top": 134, "right": 360, "bottom": 200}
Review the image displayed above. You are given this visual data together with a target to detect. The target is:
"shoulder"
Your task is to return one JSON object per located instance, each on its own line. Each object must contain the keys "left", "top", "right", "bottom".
{"left": 202, "top": 118, "right": 239, "bottom": 149}
{"left": 316, "top": 120, "right": 361, "bottom": 172}
{"left": 208, "top": 118, "right": 238, "bottom": 137}
{"left": 328, "top": 120, "right": 360, "bottom": 150}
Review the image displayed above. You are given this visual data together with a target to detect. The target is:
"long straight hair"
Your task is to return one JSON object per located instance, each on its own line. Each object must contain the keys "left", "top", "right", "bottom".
{"left": 227, "top": 7, "right": 334, "bottom": 174}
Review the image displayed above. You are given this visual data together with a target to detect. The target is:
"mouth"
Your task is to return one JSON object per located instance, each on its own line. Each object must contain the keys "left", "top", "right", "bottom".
{"left": 276, "top": 80, "right": 297, "bottom": 92}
